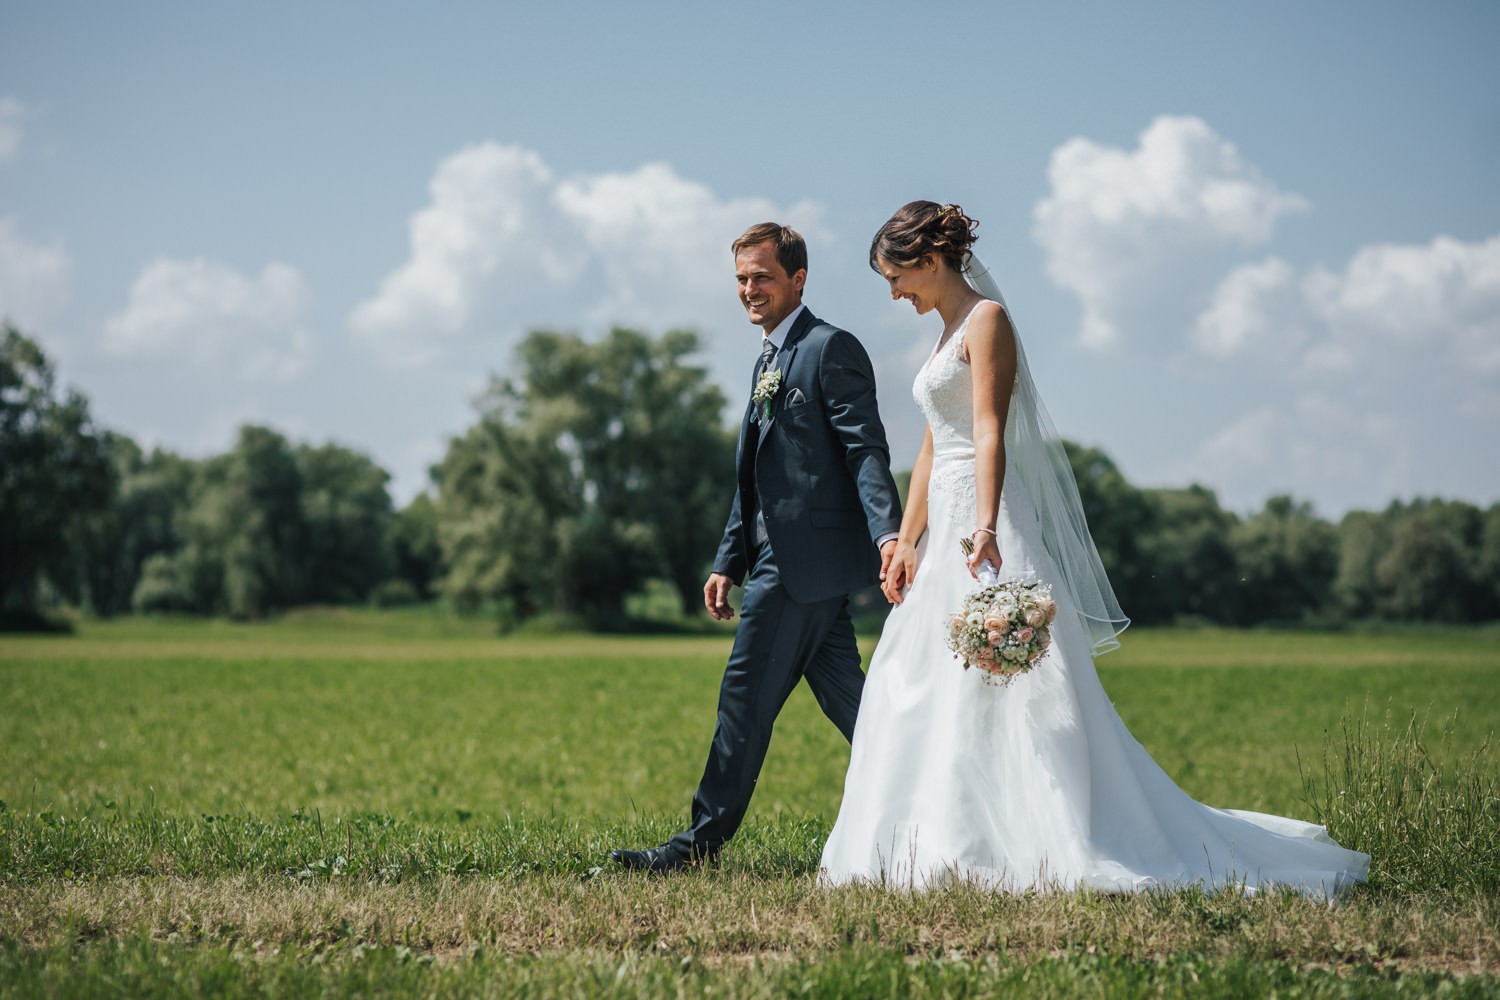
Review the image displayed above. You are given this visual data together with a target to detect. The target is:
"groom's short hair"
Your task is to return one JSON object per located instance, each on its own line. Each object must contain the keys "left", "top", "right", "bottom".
{"left": 732, "top": 223, "right": 808, "bottom": 279}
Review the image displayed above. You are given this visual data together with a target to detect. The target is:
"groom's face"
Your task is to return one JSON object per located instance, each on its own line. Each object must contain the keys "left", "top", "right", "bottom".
{"left": 735, "top": 243, "right": 806, "bottom": 332}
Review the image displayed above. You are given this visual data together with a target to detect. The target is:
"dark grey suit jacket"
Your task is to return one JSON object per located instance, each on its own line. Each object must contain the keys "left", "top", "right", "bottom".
{"left": 712, "top": 308, "right": 903, "bottom": 604}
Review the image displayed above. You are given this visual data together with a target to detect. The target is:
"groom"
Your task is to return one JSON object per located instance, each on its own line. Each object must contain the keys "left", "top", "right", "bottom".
{"left": 611, "top": 223, "right": 903, "bottom": 872}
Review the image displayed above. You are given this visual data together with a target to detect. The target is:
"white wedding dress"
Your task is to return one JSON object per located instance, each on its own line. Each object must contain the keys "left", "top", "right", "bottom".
{"left": 819, "top": 303, "right": 1370, "bottom": 898}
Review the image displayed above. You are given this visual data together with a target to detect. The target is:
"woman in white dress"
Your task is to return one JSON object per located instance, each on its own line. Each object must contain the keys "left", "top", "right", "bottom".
{"left": 819, "top": 201, "right": 1369, "bottom": 897}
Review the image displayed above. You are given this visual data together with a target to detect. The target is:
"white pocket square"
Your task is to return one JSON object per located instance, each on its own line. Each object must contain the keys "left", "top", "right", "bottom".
{"left": 786, "top": 387, "right": 807, "bottom": 407}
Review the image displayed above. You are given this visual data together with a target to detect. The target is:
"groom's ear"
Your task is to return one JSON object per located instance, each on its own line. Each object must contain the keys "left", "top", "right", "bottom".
{"left": 792, "top": 268, "right": 807, "bottom": 297}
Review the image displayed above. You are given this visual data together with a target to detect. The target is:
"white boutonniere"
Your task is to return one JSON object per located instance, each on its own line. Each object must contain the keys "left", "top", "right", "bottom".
{"left": 752, "top": 368, "right": 783, "bottom": 420}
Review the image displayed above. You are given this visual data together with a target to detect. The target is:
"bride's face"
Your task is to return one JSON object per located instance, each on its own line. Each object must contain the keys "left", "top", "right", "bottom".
{"left": 877, "top": 255, "right": 941, "bottom": 315}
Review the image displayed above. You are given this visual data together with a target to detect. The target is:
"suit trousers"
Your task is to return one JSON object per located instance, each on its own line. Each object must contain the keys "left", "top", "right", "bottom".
{"left": 672, "top": 539, "right": 866, "bottom": 855}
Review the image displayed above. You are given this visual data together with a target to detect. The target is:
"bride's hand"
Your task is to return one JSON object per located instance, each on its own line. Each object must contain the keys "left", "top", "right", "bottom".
{"left": 965, "top": 530, "right": 1003, "bottom": 579}
{"left": 881, "top": 542, "right": 919, "bottom": 604}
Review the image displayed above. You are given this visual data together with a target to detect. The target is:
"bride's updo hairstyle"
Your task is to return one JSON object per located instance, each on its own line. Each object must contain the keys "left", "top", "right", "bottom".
{"left": 869, "top": 201, "right": 980, "bottom": 274}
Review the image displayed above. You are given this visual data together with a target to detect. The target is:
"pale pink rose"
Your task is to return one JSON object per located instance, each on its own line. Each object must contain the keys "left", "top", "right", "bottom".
{"left": 987, "top": 630, "right": 1003, "bottom": 644}
{"left": 1044, "top": 601, "right": 1058, "bottom": 623}
{"left": 1025, "top": 608, "right": 1047, "bottom": 627}
{"left": 1016, "top": 626, "right": 1035, "bottom": 643}
{"left": 949, "top": 615, "right": 966, "bottom": 631}
{"left": 983, "top": 616, "right": 1003, "bottom": 630}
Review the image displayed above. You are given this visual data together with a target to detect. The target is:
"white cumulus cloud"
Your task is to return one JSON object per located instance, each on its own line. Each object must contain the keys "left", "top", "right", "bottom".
{"left": 348, "top": 144, "right": 579, "bottom": 356}
{"left": 350, "top": 142, "right": 821, "bottom": 367}
{"left": 1190, "top": 256, "right": 1302, "bottom": 359}
{"left": 1033, "top": 115, "right": 1307, "bottom": 350}
{"left": 1191, "top": 234, "right": 1500, "bottom": 382}
{"left": 1178, "top": 235, "right": 1500, "bottom": 511}
{"left": 1304, "top": 234, "right": 1500, "bottom": 375}
{"left": 557, "top": 162, "right": 817, "bottom": 327}
{"left": 0, "top": 216, "right": 70, "bottom": 327}
{"left": 103, "top": 257, "right": 313, "bottom": 381}
{"left": 1032, "top": 116, "right": 1497, "bottom": 512}
{"left": 1179, "top": 394, "right": 1412, "bottom": 512}
{"left": 1174, "top": 234, "right": 1500, "bottom": 512}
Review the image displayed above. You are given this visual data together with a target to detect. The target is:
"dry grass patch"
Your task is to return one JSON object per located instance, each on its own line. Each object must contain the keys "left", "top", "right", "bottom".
{"left": 4, "top": 874, "right": 1497, "bottom": 976}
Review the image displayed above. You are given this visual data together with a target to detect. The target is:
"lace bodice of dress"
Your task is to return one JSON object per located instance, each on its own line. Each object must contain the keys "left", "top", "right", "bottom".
{"left": 913, "top": 312, "right": 982, "bottom": 502}
{"left": 913, "top": 320, "right": 974, "bottom": 449}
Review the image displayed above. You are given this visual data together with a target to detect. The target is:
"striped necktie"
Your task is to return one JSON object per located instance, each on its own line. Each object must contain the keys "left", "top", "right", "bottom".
{"left": 756, "top": 336, "right": 777, "bottom": 378}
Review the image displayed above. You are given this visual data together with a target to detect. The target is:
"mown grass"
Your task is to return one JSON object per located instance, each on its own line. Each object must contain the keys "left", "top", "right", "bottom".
{"left": 2, "top": 612, "right": 1498, "bottom": 997}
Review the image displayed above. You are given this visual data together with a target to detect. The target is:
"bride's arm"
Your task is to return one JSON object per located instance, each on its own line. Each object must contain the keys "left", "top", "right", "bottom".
{"left": 965, "top": 302, "right": 1019, "bottom": 577}
{"left": 881, "top": 425, "right": 933, "bottom": 605}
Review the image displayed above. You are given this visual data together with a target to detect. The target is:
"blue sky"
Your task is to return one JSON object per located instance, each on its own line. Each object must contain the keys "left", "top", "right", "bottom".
{"left": 3, "top": 0, "right": 1497, "bottom": 515}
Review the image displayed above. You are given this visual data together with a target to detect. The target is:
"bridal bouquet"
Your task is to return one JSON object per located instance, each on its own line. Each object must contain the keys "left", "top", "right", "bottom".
{"left": 947, "top": 547, "right": 1058, "bottom": 684}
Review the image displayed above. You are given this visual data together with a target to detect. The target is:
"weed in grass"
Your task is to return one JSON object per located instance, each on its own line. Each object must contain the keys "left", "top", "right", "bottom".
{"left": 1300, "top": 708, "right": 1500, "bottom": 897}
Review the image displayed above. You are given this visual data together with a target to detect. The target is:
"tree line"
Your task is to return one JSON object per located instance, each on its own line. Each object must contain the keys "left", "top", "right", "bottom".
{"left": 4, "top": 322, "right": 1497, "bottom": 631}
{"left": 3, "top": 322, "right": 443, "bottom": 624}
{"left": 1, "top": 323, "right": 727, "bottom": 629}
{"left": 1066, "top": 445, "right": 1500, "bottom": 626}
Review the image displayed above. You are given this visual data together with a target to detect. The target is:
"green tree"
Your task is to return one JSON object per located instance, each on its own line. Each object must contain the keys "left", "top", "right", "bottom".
{"left": 1228, "top": 495, "right": 1338, "bottom": 624}
{"left": 1134, "top": 485, "right": 1240, "bottom": 624}
{"left": 137, "top": 425, "right": 308, "bottom": 618}
{"left": 1372, "top": 500, "right": 1491, "bottom": 622}
{"left": 80, "top": 436, "right": 195, "bottom": 615}
{"left": 219, "top": 426, "right": 306, "bottom": 617}
{"left": 388, "top": 492, "right": 443, "bottom": 601}
{"left": 437, "top": 327, "right": 733, "bottom": 623}
{"left": 0, "top": 325, "right": 116, "bottom": 627}
{"left": 1335, "top": 500, "right": 1495, "bottom": 623}
{"left": 1063, "top": 441, "right": 1154, "bottom": 607}
{"left": 296, "top": 442, "right": 393, "bottom": 603}
{"left": 438, "top": 408, "right": 580, "bottom": 619}
{"left": 1333, "top": 509, "right": 1384, "bottom": 620}
{"left": 1481, "top": 503, "right": 1500, "bottom": 615}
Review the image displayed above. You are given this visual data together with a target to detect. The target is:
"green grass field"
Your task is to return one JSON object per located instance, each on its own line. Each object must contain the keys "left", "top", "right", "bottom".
{"left": 2, "top": 611, "right": 1498, "bottom": 997}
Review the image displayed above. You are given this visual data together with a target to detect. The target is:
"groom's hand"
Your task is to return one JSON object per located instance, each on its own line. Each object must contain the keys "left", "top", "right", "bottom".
{"left": 881, "top": 540, "right": 918, "bottom": 605}
{"left": 704, "top": 573, "right": 737, "bottom": 621}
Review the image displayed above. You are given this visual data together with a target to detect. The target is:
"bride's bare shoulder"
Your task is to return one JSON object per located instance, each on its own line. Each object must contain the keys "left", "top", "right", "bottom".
{"left": 959, "top": 299, "right": 1016, "bottom": 363}
{"left": 969, "top": 299, "right": 1014, "bottom": 334}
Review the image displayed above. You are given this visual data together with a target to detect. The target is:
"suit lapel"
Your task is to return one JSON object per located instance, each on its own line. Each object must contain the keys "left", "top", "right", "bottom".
{"left": 756, "top": 307, "right": 815, "bottom": 449}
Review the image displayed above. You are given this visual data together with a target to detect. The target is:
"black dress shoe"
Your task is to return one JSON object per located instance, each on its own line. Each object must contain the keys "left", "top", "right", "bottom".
{"left": 609, "top": 843, "right": 716, "bottom": 872}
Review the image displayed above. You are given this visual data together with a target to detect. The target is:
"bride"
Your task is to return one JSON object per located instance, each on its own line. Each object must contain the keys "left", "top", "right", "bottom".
{"left": 819, "top": 201, "right": 1369, "bottom": 897}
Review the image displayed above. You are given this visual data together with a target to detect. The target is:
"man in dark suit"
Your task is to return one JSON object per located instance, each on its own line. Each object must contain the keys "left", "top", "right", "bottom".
{"left": 612, "top": 223, "right": 903, "bottom": 872}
